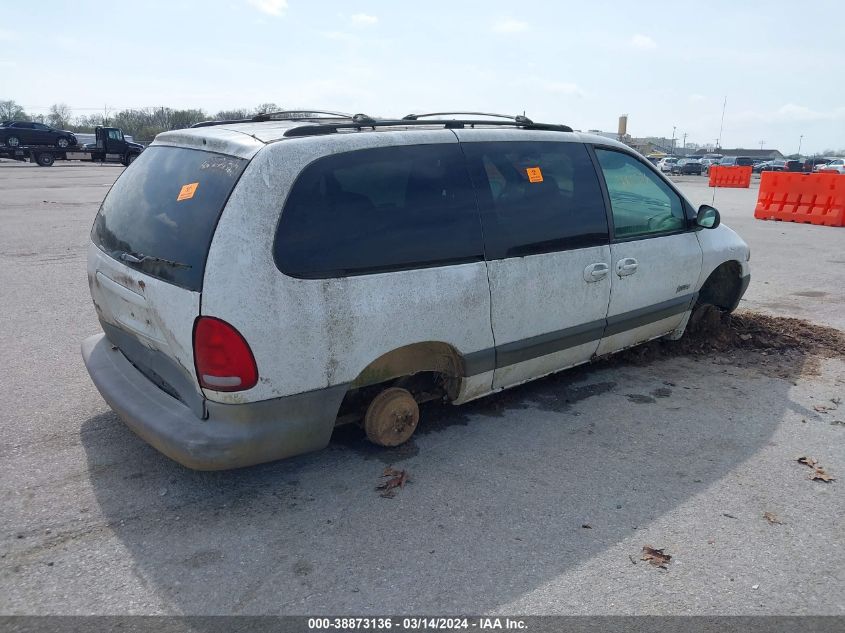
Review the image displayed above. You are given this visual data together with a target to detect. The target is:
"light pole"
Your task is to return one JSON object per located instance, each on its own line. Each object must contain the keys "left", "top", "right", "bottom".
{"left": 797, "top": 135, "right": 803, "bottom": 158}
{"left": 671, "top": 126, "right": 676, "bottom": 155}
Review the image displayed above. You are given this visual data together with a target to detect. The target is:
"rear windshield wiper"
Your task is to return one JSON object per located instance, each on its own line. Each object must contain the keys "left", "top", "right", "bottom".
{"left": 118, "top": 251, "right": 192, "bottom": 269}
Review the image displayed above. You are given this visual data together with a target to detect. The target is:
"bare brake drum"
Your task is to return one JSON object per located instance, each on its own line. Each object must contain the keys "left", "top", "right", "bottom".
{"left": 363, "top": 387, "right": 420, "bottom": 447}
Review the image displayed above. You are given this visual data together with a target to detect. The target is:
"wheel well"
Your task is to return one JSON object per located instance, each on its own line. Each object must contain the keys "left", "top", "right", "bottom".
{"left": 336, "top": 342, "right": 465, "bottom": 424}
{"left": 697, "top": 261, "right": 743, "bottom": 312}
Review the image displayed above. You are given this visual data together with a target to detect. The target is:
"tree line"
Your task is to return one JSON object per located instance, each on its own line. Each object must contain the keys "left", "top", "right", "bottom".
{"left": 0, "top": 99, "right": 282, "bottom": 142}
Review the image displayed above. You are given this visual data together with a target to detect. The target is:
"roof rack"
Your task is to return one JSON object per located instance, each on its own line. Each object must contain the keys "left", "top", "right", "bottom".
{"left": 403, "top": 111, "right": 534, "bottom": 125}
{"left": 283, "top": 117, "right": 573, "bottom": 138}
{"left": 251, "top": 109, "right": 353, "bottom": 122}
{"left": 192, "top": 110, "right": 354, "bottom": 129}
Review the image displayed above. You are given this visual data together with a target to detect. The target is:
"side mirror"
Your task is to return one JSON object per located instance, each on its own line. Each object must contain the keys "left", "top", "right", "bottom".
{"left": 696, "top": 204, "right": 720, "bottom": 229}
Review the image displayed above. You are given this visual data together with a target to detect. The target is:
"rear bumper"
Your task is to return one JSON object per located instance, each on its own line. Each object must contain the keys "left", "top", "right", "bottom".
{"left": 81, "top": 333, "right": 347, "bottom": 470}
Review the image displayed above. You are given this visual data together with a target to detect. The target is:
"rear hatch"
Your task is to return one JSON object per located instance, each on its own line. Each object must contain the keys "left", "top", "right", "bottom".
{"left": 88, "top": 146, "right": 249, "bottom": 417}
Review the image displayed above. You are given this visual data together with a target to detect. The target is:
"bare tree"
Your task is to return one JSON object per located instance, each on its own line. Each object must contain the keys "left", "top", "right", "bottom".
{"left": 254, "top": 102, "right": 281, "bottom": 114}
{"left": 0, "top": 99, "right": 28, "bottom": 121}
{"left": 47, "top": 103, "right": 72, "bottom": 129}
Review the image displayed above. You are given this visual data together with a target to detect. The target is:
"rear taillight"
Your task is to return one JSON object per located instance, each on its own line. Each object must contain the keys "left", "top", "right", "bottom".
{"left": 193, "top": 317, "right": 258, "bottom": 392}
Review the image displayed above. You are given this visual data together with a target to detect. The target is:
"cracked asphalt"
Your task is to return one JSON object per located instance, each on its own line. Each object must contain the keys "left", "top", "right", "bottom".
{"left": 0, "top": 162, "right": 843, "bottom": 615}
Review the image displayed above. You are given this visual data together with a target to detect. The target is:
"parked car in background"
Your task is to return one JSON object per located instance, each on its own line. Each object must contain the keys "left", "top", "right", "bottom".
{"left": 783, "top": 160, "right": 805, "bottom": 172}
{"left": 701, "top": 158, "right": 720, "bottom": 174}
{"left": 670, "top": 158, "right": 703, "bottom": 175}
{"left": 719, "top": 156, "right": 754, "bottom": 167}
{"left": 657, "top": 157, "right": 678, "bottom": 172}
{"left": 0, "top": 121, "right": 78, "bottom": 148}
{"left": 755, "top": 160, "right": 786, "bottom": 173}
{"left": 817, "top": 158, "right": 845, "bottom": 174}
{"left": 805, "top": 157, "right": 832, "bottom": 172}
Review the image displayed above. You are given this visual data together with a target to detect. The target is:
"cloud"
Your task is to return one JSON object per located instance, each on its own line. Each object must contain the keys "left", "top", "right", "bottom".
{"left": 246, "top": 0, "right": 287, "bottom": 17}
{"left": 492, "top": 18, "right": 529, "bottom": 33}
{"left": 350, "top": 13, "right": 378, "bottom": 27}
{"left": 630, "top": 34, "right": 657, "bottom": 50}
{"left": 735, "top": 103, "right": 845, "bottom": 124}
{"left": 689, "top": 94, "right": 705, "bottom": 103}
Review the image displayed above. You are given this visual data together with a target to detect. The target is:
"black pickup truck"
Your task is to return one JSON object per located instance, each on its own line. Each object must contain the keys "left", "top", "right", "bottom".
{"left": 0, "top": 125, "right": 143, "bottom": 167}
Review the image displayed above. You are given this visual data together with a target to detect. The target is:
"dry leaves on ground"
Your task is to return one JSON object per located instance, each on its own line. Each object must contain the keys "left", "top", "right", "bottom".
{"left": 796, "top": 456, "right": 836, "bottom": 483}
{"left": 641, "top": 546, "right": 672, "bottom": 569}
{"left": 377, "top": 466, "right": 410, "bottom": 498}
{"left": 763, "top": 512, "right": 783, "bottom": 525}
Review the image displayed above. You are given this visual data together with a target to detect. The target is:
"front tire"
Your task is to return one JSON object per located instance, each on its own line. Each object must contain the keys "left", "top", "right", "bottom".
{"left": 56, "top": 137, "right": 70, "bottom": 148}
{"left": 6, "top": 136, "right": 20, "bottom": 147}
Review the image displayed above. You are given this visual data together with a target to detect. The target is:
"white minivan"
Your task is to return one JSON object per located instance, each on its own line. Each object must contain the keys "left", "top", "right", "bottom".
{"left": 82, "top": 112, "right": 750, "bottom": 470}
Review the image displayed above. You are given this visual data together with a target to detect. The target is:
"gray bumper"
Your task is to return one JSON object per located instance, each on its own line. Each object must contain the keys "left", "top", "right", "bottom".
{"left": 81, "top": 333, "right": 347, "bottom": 470}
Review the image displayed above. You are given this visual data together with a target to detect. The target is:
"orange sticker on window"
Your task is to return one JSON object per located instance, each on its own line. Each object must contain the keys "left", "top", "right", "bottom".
{"left": 177, "top": 182, "right": 199, "bottom": 201}
{"left": 526, "top": 167, "right": 544, "bottom": 183}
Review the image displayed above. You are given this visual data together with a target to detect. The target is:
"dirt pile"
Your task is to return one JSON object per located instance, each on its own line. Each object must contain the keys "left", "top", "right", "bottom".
{"left": 611, "top": 306, "right": 845, "bottom": 372}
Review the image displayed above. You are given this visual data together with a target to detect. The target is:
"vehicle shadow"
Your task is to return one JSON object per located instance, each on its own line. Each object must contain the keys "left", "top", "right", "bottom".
{"left": 79, "top": 326, "right": 822, "bottom": 614}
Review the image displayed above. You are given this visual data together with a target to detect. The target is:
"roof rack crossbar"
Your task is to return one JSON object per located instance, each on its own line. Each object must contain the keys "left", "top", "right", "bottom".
{"left": 283, "top": 118, "right": 573, "bottom": 138}
{"left": 403, "top": 111, "right": 534, "bottom": 125}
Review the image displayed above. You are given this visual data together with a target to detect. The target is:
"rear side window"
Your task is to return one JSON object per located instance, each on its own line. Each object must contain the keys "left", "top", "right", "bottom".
{"left": 275, "top": 143, "right": 483, "bottom": 278}
{"left": 462, "top": 141, "right": 609, "bottom": 259}
{"left": 91, "top": 146, "right": 247, "bottom": 291}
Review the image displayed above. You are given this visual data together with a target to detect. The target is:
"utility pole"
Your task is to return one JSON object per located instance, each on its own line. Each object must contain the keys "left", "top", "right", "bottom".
{"left": 760, "top": 140, "right": 765, "bottom": 150}
{"left": 682, "top": 132, "right": 687, "bottom": 152}
{"left": 671, "top": 126, "right": 676, "bottom": 155}
{"left": 798, "top": 134, "right": 803, "bottom": 157}
{"left": 716, "top": 96, "right": 727, "bottom": 149}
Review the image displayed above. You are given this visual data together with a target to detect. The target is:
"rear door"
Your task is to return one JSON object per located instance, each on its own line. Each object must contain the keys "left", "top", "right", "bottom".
{"left": 456, "top": 132, "right": 612, "bottom": 389}
{"left": 592, "top": 147, "right": 702, "bottom": 355}
{"left": 89, "top": 146, "right": 249, "bottom": 415}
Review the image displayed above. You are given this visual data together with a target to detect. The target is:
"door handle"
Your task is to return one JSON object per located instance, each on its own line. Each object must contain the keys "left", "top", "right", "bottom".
{"left": 616, "top": 257, "right": 638, "bottom": 277}
{"left": 583, "top": 262, "right": 609, "bottom": 283}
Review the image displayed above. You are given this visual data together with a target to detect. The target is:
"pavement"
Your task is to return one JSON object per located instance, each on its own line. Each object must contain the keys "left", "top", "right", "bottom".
{"left": 0, "top": 162, "right": 843, "bottom": 615}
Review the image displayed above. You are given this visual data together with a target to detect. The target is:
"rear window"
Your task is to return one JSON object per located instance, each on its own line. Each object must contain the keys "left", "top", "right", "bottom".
{"left": 91, "top": 146, "right": 247, "bottom": 291}
{"left": 274, "top": 143, "right": 483, "bottom": 278}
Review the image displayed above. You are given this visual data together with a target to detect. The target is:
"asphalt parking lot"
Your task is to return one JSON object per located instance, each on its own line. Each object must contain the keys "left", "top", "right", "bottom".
{"left": 0, "top": 161, "right": 843, "bottom": 615}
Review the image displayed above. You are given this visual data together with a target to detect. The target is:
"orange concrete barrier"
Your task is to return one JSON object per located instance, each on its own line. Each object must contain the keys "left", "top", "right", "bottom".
{"left": 754, "top": 171, "right": 845, "bottom": 227}
{"left": 708, "top": 165, "right": 752, "bottom": 188}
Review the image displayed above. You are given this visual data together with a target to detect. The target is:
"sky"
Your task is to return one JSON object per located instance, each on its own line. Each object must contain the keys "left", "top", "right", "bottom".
{"left": 2, "top": 1, "right": 844, "bottom": 154}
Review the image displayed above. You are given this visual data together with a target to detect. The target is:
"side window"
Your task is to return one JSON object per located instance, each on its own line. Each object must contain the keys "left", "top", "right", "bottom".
{"left": 33, "top": 123, "right": 49, "bottom": 131}
{"left": 275, "top": 143, "right": 483, "bottom": 278}
{"left": 463, "top": 141, "right": 609, "bottom": 259}
{"left": 594, "top": 148, "right": 686, "bottom": 238}
{"left": 108, "top": 129, "right": 123, "bottom": 141}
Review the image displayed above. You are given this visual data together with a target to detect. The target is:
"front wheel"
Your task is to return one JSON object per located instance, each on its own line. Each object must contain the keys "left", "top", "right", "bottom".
{"left": 6, "top": 136, "right": 20, "bottom": 147}
{"left": 56, "top": 137, "right": 70, "bottom": 148}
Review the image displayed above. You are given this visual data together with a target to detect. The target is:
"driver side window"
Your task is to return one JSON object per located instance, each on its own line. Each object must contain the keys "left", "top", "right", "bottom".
{"left": 595, "top": 148, "right": 685, "bottom": 238}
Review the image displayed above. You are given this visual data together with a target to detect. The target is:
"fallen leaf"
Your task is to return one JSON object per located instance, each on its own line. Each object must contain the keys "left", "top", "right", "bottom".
{"left": 813, "top": 405, "right": 831, "bottom": 413}
{"left": 376, "top": 467, "right": 410, "bottom": 498}
{"left": 581, "top": 524, "right": 592, "bottom": 529}
{"left": 810, "top": 467, "right": 835, "bottom": 483}
{"left": 763, "top": 512, "right": 783, "bottom": 525}
{"left": 797, "top": 456, "right": 818, "bottom": 468}
{"left": 641, "top": 546, "right": 671, "bottom": 569}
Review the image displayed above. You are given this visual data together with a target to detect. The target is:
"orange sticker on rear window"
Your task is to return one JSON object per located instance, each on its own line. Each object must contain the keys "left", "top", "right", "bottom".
{"left": 526, "top": 167, "right": 544, "bottom": 183}
{"left": 177, "top": 182, "right": 199, "bottom": 201}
